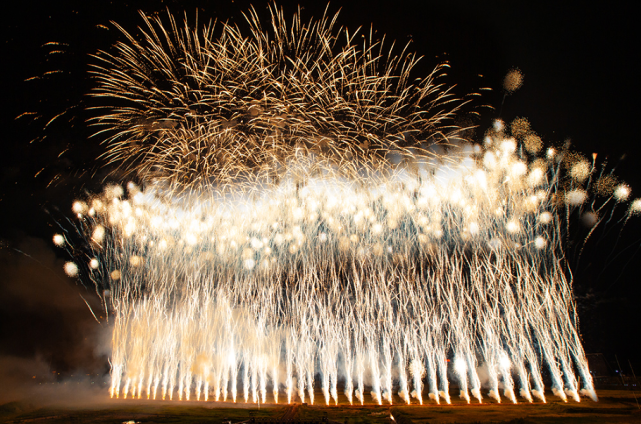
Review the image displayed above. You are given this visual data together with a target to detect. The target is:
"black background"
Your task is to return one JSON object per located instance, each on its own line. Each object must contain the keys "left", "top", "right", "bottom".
{"left": 1, "top": 0, "right": 639, "bottom": 392}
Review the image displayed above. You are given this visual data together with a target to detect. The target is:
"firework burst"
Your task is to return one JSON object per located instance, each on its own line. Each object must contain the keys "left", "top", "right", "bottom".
{"left": 89, "top": 5, "right": 474, "bottom": 194}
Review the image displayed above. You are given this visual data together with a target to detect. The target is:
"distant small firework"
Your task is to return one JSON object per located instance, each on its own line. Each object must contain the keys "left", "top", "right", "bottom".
{"left": 54, "top": 4, "right": 640, "bottom": 407}
{"left": 503, "top": 68, "right": 523, "bottom": 93}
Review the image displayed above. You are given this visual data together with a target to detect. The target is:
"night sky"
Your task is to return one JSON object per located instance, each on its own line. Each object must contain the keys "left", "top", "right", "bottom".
{"left": 1, "top": 0, "right": 639, "bottom": 400}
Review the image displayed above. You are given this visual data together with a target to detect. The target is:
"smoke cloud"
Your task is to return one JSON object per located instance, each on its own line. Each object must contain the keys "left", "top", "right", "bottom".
{"left": 0, "top": 236, "right": 109, "bottom": 405}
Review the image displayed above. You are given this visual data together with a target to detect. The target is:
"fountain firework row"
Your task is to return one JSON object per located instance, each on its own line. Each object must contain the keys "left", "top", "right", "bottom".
{"left": 59, "top": 131, "right": 639, "bottom": 405}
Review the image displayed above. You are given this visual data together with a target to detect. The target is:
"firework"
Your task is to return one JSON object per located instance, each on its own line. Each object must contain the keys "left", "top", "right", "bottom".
{"left": 503, "top": 68, "right": 523, "bottom": 94}
{"left": 55, "top": 5, "right": 639, "bottom": 407}
{"left": 89, "top": 5, "right": 472, "bottom": 195}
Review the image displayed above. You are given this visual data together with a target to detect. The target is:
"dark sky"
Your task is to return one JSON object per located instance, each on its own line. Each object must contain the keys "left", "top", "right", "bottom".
{"left": 1, "top": 0, "right": 639, "bottom": 395}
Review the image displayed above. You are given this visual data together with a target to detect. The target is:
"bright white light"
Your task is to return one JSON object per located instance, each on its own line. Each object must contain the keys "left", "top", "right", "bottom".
{"left": 72, "top": 201, "right": 87, "bottom": 214}
{"left": 565, "top": 189, "right": 587, "bottom": 205}
{"left": 534, "top": 236, "right": 547, "bottom": 249}
{"left": 454, "top": 358, "right": 467, "bottom": 374}
{"left": 539, "top": 211, "right": 553, "bottom": 224}
{"left": 64, "top": 262, "right": 79, "bottom": 277}
{"left": 614, "top": 184, "right": 630, "bottom": 201}
{"left": 90, "top": 258, "right": 100, "bottom": 269}
{"left": 506, "top": 220, "right": 520, "bottom": 234}
{"left": 53, "top": 234, "right": 65, "bottom": 246}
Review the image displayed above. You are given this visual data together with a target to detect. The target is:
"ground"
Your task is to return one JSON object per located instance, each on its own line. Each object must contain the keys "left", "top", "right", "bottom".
{"left": 1, "top": 390, "right": 639, "bottom": 423}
